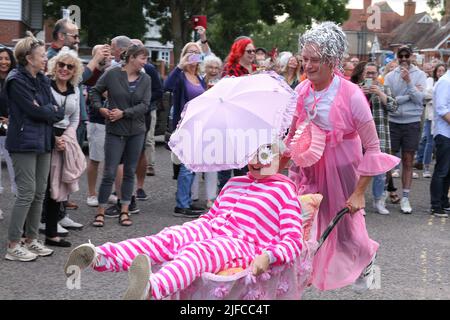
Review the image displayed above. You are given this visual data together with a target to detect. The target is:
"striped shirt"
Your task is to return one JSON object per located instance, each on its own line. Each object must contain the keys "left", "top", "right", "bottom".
{"left": 199, "top": 173, "right": 304, "bottom": 266}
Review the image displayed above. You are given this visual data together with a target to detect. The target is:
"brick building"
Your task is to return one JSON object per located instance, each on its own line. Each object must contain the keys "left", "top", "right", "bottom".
{"left": 0, "top": 0, "right": 43, "bottom": 46}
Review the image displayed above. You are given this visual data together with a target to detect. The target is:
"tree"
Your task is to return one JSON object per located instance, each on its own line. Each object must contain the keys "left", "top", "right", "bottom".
{"left": 44, "top": 0, "right": 148, "bottom": 46}
{"left": 147, "top": 0, "right": 349, "bottom": 61}
{"left": 250, "top": 19, "right": 306, "bottom": 55}
{"left": 427, "top": 0, "right": 446, "bottom": 15}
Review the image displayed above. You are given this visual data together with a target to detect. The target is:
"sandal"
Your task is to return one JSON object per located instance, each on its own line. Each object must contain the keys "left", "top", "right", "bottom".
{"left": 92, "top": 214, "right": 105, "bottom": 227}
{"left": 119, "top": 212, "right": 132, "bottom": 227}
{"left": 389, "top": 192, "right": 401, "bottom": 204}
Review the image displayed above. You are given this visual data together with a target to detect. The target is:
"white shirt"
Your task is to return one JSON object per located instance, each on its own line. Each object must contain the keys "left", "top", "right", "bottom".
{"left": 433, "top": 70, "right": 450, "bottom": 139}
{"left": 303, "top": 75, "right": 340, "bottom": 130}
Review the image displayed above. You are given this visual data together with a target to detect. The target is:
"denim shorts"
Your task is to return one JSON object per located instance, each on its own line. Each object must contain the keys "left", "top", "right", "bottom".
{"left": 389, "top": 122, "right": 421, "bottom": 153}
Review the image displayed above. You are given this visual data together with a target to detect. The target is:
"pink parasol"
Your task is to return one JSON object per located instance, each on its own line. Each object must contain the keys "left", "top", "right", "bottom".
{"left": 168, "top": 72, "right": 297, "bottom": 172}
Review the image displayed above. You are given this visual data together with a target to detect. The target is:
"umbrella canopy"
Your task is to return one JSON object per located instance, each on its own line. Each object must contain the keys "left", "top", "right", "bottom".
{"left": 169, "top": 72, "right": 297, "bottom": 172}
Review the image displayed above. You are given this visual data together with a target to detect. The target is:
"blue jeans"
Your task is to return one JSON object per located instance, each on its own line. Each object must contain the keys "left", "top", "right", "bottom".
{"left": 176, "top": 164, "right": 195, "bottom": 208}
{"left": 430, "top": 135, "right": 450, "bottom": 210}
{"left": 416, "top": 120, "right": 434, "bottom": 165}
{"left": 98, "top": 133, "right": 145, "bottom": 207}
{"left": 372, "top": 174, "right": 386, "bottom": 200}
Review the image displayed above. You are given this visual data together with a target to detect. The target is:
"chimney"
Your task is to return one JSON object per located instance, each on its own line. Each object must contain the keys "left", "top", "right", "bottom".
{"left": 363, "top": 0, "right": 372, "bottom": 11}
{"left": 404, "top": 0, "right": 416, "bottom": 20}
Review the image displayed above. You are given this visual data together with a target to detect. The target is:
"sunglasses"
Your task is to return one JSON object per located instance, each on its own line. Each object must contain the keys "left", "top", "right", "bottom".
{"left": 246, "top": 49, "right": 256, "bottom": 54}
{"left": 186, "top": 50, "right": 201, "bottom": 54}
{"left": 398, "top": 54, "right": 410, "bottom": 59}
{"left": 64, "top": 33, "right": 80, "bottom": 39}
{"left": 57, "top": 61, "right": 75, "bottom": 71}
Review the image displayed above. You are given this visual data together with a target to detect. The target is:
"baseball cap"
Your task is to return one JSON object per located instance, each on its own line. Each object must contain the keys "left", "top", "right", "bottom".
{"left": 397, "top": 45, "right": 412, "bottom": 56}
{"left": 255, "top": 47, "right": 267, "bottom": 55}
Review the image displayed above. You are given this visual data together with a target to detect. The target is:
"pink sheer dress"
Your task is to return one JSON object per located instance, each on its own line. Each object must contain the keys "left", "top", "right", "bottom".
{"left": 284, "top": 75, "right": 400, "bottom": 291}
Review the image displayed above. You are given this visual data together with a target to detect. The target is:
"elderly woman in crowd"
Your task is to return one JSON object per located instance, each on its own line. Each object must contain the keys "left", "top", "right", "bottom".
{"left": 4, "top": 32, "right": 64, "bottom": 261}
{"left": 40, "top": 47, "right": 85, "bottom": 248}
{"left": 189, "top": 55, "right": 223, "bottom": 209}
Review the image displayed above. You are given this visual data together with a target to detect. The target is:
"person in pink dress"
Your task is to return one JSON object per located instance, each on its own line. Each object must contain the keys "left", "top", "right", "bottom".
{"left": 280, "top": 22, "right": 400, "bottom": 292}
{"left": 63, "top": 144, "right": 305, "bottom": 300}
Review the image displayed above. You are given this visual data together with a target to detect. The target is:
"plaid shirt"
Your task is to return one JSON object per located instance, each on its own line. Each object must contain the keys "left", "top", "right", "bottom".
{"left": 221, "top": 63, "right": 257, "bottom": 78}
{"left": 368, "top": 85, "right": 398, "bottom": 153}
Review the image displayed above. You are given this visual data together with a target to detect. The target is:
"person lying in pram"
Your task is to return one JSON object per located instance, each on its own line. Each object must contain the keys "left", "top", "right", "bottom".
{"left": 64, "top": 143, "right": 305, "bottom": 300}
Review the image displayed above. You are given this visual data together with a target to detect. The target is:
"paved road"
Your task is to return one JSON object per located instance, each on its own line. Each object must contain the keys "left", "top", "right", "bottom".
{"left": 0, "top": 142, "right": 449, "bottom": 300}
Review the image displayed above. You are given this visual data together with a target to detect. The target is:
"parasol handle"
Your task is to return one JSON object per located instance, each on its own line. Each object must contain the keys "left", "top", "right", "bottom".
{"left": 314, "top": 207, "right": 350, "bottom": 256}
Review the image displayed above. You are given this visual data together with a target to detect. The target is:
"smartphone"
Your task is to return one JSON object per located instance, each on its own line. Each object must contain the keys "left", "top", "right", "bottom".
{"left": 364, "top": 78, "right": 373, "bottom": 88}
{"left": 192, "top": 15, "right": 207, "bottom": 30}
{"left": 189, "top": 54, "right": 202, "bottom": 63}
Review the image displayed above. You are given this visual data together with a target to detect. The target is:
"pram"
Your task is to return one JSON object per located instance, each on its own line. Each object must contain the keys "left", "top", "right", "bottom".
{"left": 166, "top": 194, "right": 349, "bottom": 300}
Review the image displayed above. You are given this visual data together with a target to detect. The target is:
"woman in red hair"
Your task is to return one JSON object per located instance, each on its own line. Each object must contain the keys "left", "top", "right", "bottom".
{"left": 218, "top": 37, "right": 258, "bottom": 192}
{"left": 221, "top": 37, "right": 257, "bottom": 78}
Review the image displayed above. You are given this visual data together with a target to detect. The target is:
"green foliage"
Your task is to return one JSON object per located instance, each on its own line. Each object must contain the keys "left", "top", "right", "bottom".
{"left": 250, "top": 19, "right": 306, "bottom": 55}
{"left": 44, "top": 0, "right": 148, "bottom": 46}
{"left": 44, "top": 0, "right": 350, "bottom": 63}
{"left": 427, "top": 0, "right": 446, "bottom": 15}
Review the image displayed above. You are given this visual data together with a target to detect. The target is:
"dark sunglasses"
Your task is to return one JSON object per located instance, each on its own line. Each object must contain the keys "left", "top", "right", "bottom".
{"left": 246, "top": 49, "right": 256, "bottom": 54}
{"left": 57, "top": 61, "right": 75, "bottom": 70}
{"left": 64, "top": 33, "right": 80, "bottom": 39}
{"left": 398, "top": 54, "right": 410, "bottom": 59}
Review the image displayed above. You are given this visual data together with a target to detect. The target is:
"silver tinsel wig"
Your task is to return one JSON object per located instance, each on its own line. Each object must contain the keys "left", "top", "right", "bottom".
{"left": 299, "top": 22, "right": 348, "bottom": 70}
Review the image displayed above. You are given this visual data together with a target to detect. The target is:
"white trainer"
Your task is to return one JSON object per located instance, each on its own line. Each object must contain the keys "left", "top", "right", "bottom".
{"left": 391, "top": 169, "right": 400, "bottom": 178}
{"left": 400, "top": 197, "right": 412, "bottom": 214}
{"left": 352, "top": 254, "right": 376, "bottom": 294}
{"left": 412, "top": 172, "right": 419, "bottom": 179}
{"left": 39, "top": 222, "right": 70, "bottom": 236}
{"left": 373, "top": 199, "right": 390, "bottom": 215}
{"left": 59, "top": 216, "right": 83, "bottom": 230}
{"left": 64, "top": 241, "right": 97, "bottom": 278}
{"left": 86, "top": 196, "right": 99, "bottom": 207}
{"left": 5, "top": 243, "right": 38, "bottom": 262}
{"left": 108, "top": 193, "right": 118, "bottom": 204}
{"left": 25, "top": 239, "right": 54, "bottom": 257}
{"left": 123, "top": 254, "right": 152, "bottom": 300}
{"left": 423, "top": 171, "right": 432, "bottom": 178}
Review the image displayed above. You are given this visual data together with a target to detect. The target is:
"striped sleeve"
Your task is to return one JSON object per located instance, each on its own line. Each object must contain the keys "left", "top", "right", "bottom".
{"left": 264, "top": 192, "right": 304, "bottom": 266}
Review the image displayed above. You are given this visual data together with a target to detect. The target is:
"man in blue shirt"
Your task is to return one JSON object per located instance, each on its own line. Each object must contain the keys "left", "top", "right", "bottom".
{"left": 430, "top": 61, "right": 450, "bottom": 218}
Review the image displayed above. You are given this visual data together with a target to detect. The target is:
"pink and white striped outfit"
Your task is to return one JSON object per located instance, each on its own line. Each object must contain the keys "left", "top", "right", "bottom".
{"left": 93, "top": 173, "right": 304, "bottom": 300}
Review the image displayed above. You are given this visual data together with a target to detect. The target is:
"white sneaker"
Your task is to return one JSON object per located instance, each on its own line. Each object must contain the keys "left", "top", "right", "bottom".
{"left": 0, "top": 209, "right": 4, "bottom": 220}
{"left": 392, "top": 169, "right": 400, "bottom": 178}
{"left": 373, "top": 199, "right": 390, "bottom": 215}
{"left": 86, "top": 196, "right": 99, "bottom": 207}
{"left": 59, "top": 216, "right": 84, "bottom": 230}
{"left": 5, "top": 243, "right": 38, "bottom": 262}
{"left": 423, "top": 171, "right": 432, "bottom": 178}
{"left": 39, "top": 222, "right": 69, "bottom": 236}
{"left": 412, "top": 172, "right": 419, "bottom": 179}
{"left": 108, "top": 193, "right": 118, "bottom": 204}
{"left": 25, "top": 239, "right": 54, "bottom": 257}
{"left": 64, "top": 241, "right": 97, "bottom": 278}
{"left": 123, "top": 254, "right": 152, "bottom": 300}
{"left": 400, "top": 197, "right": 412, "bottom": 214}
{"left": 352, "top": 254, "right": 376, "bottom": 293}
